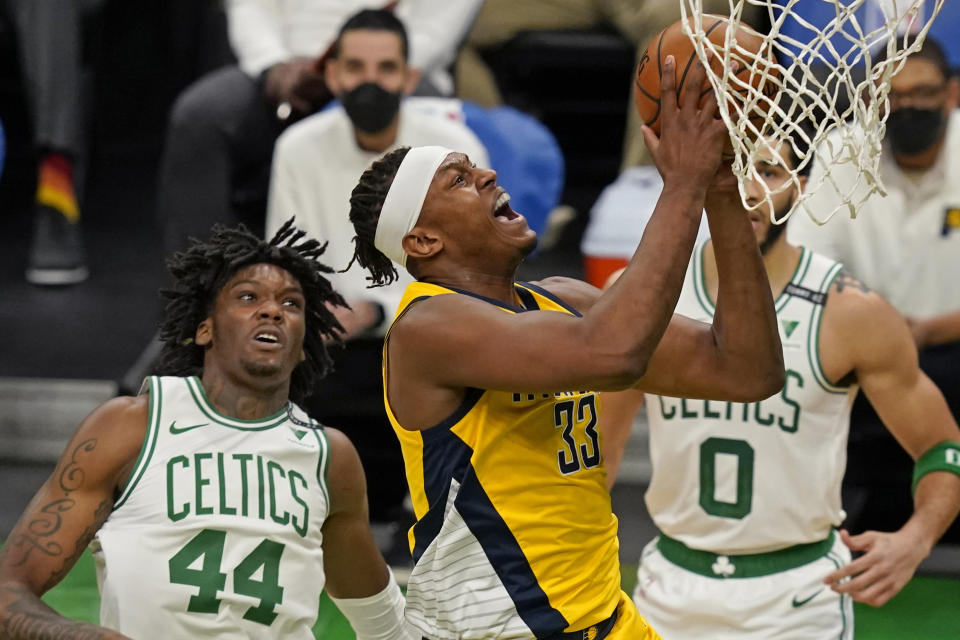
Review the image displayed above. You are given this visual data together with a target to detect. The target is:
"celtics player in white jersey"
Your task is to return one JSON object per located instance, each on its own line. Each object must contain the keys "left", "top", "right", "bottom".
{"left": 602, "top": 139, "right": 960, "bottom": 639}
{"left": 0, "top": 221, "right": 412, "bottom": 639}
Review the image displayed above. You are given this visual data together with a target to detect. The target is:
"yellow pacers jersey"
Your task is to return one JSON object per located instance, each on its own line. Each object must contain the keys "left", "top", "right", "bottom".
{"left": 385, "top": 281, "right": 636, "bottom": 640}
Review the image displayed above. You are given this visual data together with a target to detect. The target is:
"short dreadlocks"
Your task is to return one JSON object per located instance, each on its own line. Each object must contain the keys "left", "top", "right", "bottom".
{"left": 155, "top": 219, "right": 346, "bottom": 403}
{"left": 346, "top": 146, "right": 410, "bottom": 287}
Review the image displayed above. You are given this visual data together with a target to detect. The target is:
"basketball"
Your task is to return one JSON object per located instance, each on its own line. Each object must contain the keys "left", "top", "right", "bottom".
{"left": 633, "top": 15, "right": 778, "bottom": 136}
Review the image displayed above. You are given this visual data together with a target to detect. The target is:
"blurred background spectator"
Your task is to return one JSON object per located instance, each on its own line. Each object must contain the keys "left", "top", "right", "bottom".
{"left": 5, "top": 0, "right": 105, "bottom": 286}
{"left": 159, "top": 0, "right": 482, "bottom": 259}
{"left": 789, "top": 36, "right": 960, "bottom": 543}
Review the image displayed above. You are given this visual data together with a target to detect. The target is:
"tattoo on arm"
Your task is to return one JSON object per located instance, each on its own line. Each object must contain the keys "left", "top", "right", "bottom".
{"left": 834, "top": 269, "right": 872, "bottom": 294}
{"left": 0, "top": 584, "right": 118, "bottom": 640}
{"left": 38, "top": 499, "right": 111, "bottom": 594}
{"left": 6, "top": 440, "right": 111, "bottom": 583}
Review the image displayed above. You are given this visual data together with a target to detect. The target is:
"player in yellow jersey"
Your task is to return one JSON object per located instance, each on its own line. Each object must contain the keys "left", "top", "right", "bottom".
{"left": 344, "top": 57, "right": 785, "bottom": 640}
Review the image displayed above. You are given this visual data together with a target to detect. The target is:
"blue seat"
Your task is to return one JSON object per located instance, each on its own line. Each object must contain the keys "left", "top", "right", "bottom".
{"left": 462, "top": 101, "right": 564, "bottom": 238}
{"left": 774, "top": 0, "right": 959, "bottom": 69}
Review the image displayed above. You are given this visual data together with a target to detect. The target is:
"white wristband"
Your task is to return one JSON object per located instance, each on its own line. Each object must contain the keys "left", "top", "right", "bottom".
{"left": 328, "top": 570, "right": 413, "bottom": 640}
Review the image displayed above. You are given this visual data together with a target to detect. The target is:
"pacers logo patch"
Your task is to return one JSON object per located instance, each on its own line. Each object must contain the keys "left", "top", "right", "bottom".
{"left": 942, "top": 206, "right": 960, "bottom": 236}
{"left": 583, "top": 626, "right": 598, "bottom": 640}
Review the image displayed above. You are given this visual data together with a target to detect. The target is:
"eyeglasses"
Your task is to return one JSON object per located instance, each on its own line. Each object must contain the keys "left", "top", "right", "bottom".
{"left": 888, "top": 83, "right": 946, "bottom": 107}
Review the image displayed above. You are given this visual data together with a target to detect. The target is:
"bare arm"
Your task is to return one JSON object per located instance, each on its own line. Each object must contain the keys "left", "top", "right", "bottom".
{"left": 631, "top": 188, "right": 783, "bottom": 401}
{"left": 819, "top": 276, "right": 960, "bottom": 606}
{"left": 0, "top": 397, "right": 147, "bottom": 640}
{"left": 533, "top": 189, "right": 784, "bottom": 404}
{"left": 392, "top": 55, "right": 727, "bottom": 398}
{"left": 598, "top": 389, "right": 646, "bottom": 490}
{"left": 321, "top": 429, "right": 411, "bottom": 639}
{"left": 321, "top": 429, "right": 390, "bottom": 599}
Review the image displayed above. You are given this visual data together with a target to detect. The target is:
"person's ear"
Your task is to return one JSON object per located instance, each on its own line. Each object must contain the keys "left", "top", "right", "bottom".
{"left": 795, "top": 174, "right": 808, "bottom": 197}
{"left": 325, "top": 58, "right": 341, "bottom": 95}
{"left": 195, "top": 317, "right": 213, "bottom": 347}
{"left": 945, "top": 75, "right": 960, "bottom": 111}
{"left": 403, "top": 65, "right": 422, "bottom": 96}
{"left": 402, "top": 226, "right": 443, "bottom": 261}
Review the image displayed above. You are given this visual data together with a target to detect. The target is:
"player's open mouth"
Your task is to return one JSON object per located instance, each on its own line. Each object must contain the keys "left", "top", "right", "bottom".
{"left": 492, "top": 189, "right": 521, "bottom": 223}
{"left": 253, "top": 329, "right": 283, "bottom": 349}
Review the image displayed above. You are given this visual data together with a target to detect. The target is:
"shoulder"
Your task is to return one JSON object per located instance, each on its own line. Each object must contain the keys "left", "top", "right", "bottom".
{"left": 64, "top": 394, "right": 150, "bottom": 487}
{"left": 84, "top": 394, "right": 150, "bottom": 439}
{"left": 528, "top": 276, "right": 600, "bottom": 314}
{"left": 823, "top": 267, "right": 907, "bottom": 350}
{"left": 320, "top": 427, "right": 366, "bottom": 514}
{"left": 323, "top": 426, "right": 359, "bottom": 464}
{"left": 825, "top": 267, "right": 888, "bottom": 317}
{"left": 276, "top": 107, "right": 347, "bottom": 153}
{"left": 390, "top": 289, "right": 490, "bottom": 338}
{"left": 402, "top": 100, "right": 484, "bottom": 146}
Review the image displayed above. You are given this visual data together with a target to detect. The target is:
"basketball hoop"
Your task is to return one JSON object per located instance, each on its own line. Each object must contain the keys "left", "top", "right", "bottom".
{"left": 680, "top": 0, "right": 945, "bottom": 224}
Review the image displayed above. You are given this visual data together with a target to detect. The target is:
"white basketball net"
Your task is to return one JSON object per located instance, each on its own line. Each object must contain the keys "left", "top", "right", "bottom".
{"left": 680, "top": 0, "right": 945, "bottom": 224}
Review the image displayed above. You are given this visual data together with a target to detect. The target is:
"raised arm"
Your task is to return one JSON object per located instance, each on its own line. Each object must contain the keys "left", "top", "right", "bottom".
{"left": 818, "top": 274, "right": 960, "bottom": 606}
{"left": 321, "top": 428, "right": 410, "bottom": 640}
{"left": 0, "top": 397, "right": 147, "bottom": 640}
{"left": 631, "top": 187, "right": 784, "bottom": 401}
{"left": 392, "top": 55, "right": 728, "bottom": 396}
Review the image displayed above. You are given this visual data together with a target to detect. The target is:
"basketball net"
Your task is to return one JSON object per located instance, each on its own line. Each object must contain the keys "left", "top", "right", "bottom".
{"left": 681, "top": 0, "right": 944, "bottom": 224}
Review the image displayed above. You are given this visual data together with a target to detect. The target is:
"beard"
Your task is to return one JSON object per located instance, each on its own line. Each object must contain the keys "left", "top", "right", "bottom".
{"left": 758, "top": 198, "right": 794, "bottom": 256}
{"left": 241, "top": 358, "right": 284, "bottom": 379}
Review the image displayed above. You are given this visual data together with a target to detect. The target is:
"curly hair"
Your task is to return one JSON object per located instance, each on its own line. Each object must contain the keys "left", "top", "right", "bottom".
{"left": 155, "top": 218, "right": 346, "bottom": 403}
{"left": 345, "top": 146, "right": 410, "bottom": 287}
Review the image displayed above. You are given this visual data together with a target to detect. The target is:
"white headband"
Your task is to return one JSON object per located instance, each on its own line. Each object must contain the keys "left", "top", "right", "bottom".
{"left": 375, "top": 146, "right": 453, "bottom": 267}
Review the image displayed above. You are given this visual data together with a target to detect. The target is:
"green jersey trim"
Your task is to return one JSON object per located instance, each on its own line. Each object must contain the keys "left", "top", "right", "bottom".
{"left": 807, "top": 262, "right": 849, "bottom": 394}
{"left": 694, "top": 244, "right": 811, "bottom": 316}
{"left": 311, "top": 427, "right": 330, "bottom": 510}
{"left": 185, "top": 376, "right": 289, "bottom": 429}
{"left": 115, "top": 376, "right": 162, "bottom": 509}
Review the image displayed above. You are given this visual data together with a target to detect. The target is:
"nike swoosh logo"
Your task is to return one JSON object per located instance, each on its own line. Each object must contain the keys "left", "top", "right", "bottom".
{"left": 169, "top": 421, "right": 209, "bottom": 435}
{"left": 791, "top": 588, "right": 823, "bottom": 607}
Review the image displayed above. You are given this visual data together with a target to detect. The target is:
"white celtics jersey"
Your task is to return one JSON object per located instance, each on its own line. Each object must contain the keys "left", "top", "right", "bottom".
{"left": 645, "top": 244, "right": 859, "bottom": 554}
{"left": 91, "top": 376, "right": 331, "bottom": 638}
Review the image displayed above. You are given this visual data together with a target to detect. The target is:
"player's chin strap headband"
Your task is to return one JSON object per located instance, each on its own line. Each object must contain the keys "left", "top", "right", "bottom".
{"left": 374, "top": 145, "right": 453, "bottom": 267}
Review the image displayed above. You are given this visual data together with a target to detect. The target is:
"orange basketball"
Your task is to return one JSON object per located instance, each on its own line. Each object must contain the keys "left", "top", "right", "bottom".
{"left": 634, "top": 15, "right": 779, "bottom": 136}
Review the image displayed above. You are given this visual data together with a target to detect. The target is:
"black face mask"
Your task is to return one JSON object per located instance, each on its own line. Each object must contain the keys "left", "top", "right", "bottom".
{"left": 886, "top": 107, "right": 945, "bottom": 155}
{"left": 339, "top": 82, "right": 402, "bottom": 134}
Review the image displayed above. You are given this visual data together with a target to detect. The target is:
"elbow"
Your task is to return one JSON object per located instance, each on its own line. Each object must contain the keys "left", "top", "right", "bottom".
{"left": 733, "top": 363, "right": 785, "bottom": 403}
{"left": 758, "top": 366, "right": 786, "bottom": 399}
{"left": 606, "top": 352, "right": 650, "bottom": 389}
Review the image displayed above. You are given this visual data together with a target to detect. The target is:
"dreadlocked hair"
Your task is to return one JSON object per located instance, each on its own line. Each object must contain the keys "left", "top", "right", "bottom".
{"left": 345, "top": 146, "right": 410, "bottom": 287}
{"left": 155, "top": 218, "right": 346, "bottom": 404}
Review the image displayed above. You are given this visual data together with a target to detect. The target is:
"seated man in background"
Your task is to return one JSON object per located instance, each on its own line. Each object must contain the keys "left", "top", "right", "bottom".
{"left": 158, "top": 0, "right": 482, "bottom": 258}
{"left": 602, "top": 135, "right": 960, "bottom": 639}
{"left": 265, "top": 9, "right": 488, "bottom": 540}
{"left": 788, "top": 37, "right": 960, "bottom": 541}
